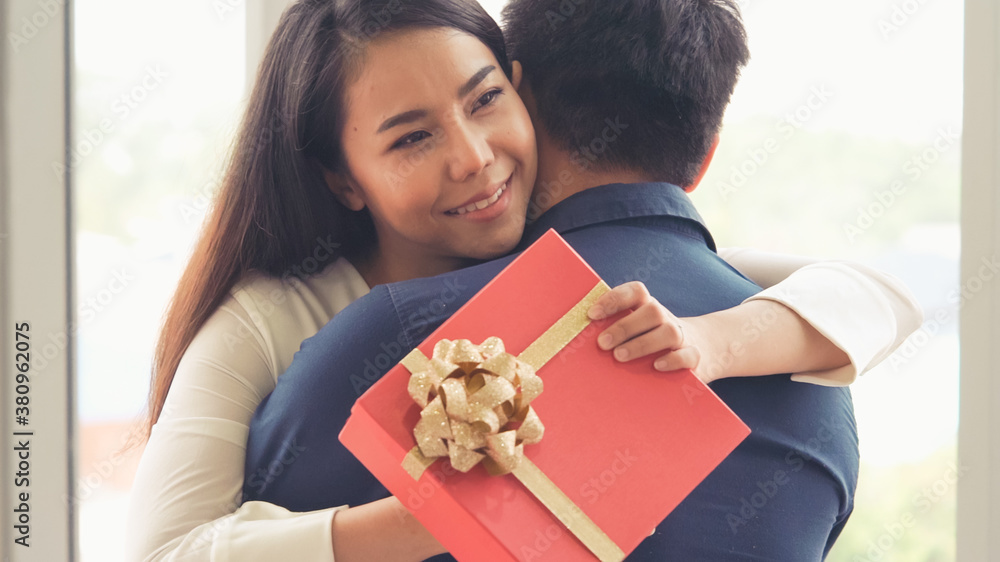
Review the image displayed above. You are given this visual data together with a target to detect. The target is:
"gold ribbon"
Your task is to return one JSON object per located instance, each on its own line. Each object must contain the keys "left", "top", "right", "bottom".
{"left": 400, "top": 281, "right": 625, "bottom": 562}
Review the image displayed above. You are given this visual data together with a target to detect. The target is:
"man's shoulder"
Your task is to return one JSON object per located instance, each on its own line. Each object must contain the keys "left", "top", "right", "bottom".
{"left": 380, "top": 255, "right": 516, "bottom": 342}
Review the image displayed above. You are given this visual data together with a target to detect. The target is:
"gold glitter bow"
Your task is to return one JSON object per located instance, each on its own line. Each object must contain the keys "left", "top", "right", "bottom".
{"left": 399, "top": 281, "right": 626, "bottom": 562}
{"left": 406, "top": 337, "right": 545, "bottom": 476}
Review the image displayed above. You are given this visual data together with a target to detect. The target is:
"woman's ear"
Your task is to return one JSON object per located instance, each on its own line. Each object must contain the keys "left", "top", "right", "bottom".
{"left": 511, "top": 60, "right": 523, "bottom": 92}
{"left": 685, "top": 135, "right": 720, "bottom": 193}
{"left": 322, "top": 167, "right": 366, "bottom": 211}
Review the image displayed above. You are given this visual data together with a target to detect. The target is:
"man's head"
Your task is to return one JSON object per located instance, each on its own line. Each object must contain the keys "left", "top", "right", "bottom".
{"left": 502, "top": 0, "right": 750, "bottom": 189}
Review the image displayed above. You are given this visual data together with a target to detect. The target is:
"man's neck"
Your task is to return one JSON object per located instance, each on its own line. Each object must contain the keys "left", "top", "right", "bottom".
{"left": 526, "top": 133, "right": 654, "bottom": 221}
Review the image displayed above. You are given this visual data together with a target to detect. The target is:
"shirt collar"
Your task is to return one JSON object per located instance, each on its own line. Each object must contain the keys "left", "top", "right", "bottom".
{"left": 517, "top": 182, "right": 716, "bottom": 252}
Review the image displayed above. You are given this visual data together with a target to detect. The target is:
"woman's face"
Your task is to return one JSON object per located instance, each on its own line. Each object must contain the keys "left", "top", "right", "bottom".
{"left": 334, "top": 27, "right": 537, "bottom": 269}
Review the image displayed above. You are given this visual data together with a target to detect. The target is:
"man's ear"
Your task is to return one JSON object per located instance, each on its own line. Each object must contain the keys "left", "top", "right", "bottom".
{"left": 684, "top": 135, "right": 720, "bottom": 193}
{"left": 511, "top": 62, "right": 539, "bottom": 122}
{"left": 322, "top": 167, "right": 366, "bottom": 211}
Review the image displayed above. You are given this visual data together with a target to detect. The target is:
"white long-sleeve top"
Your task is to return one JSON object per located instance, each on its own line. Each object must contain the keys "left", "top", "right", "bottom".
{"left": 125, "top": 251, "right": 924, "bottom": 562}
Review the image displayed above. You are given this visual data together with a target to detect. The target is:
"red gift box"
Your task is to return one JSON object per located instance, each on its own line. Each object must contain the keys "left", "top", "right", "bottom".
{"left": 340, "top": 230, "right": 750, "bottom": 561}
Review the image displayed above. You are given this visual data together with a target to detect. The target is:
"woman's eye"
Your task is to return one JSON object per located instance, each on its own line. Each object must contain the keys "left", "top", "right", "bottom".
{"left": 472, "top": 88, "right": 504, "bottom": 113}
{"left": 391, "top": 130, "right": 431, "bottom": 150}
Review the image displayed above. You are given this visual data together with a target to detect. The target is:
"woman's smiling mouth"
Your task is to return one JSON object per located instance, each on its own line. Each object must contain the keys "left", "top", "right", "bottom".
{"left": 445, "top": 175, "right": 511, "bottom": 217}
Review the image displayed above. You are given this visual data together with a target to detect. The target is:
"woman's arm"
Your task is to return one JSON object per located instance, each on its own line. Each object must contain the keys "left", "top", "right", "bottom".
{"left": 125, "top": 293, "right": 343, "bottom": 561}
{"left": 720, "top": 247, "right": 924, "bottom": 384}
{"left": 126, "top": 275, "right": 444, "bottom": 562}
{"left": 589, "top": 249, "right": 923, "bottom": 384}
{"left": 329, "top": 497, "right": 444, "bottom": 561}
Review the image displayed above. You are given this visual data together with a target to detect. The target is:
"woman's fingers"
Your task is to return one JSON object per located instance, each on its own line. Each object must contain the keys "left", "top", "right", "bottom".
{"left": 654, "top": 346, "right": 701, "bottom": 373}
{"left": 590, "top": 281, "right": 699, "bottom": 374}
{"left": 596, "top": 300, "right": 682, "bottom": 354}
{"left": 604, "top": 317, "right": 686, "bottom": 361}
{"left": 596, "top": 300, "right": 669, "bottom": 351}
{"left": 588, "top": 281, "right": 652, "bottom": 320}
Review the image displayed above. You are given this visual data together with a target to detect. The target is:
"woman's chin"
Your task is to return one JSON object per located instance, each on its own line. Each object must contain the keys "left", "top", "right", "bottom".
{"left": 447, "top": 195, "right": 531, "bottom": 261}
{"left": 471, "top": 240, "right": 520, "bottom": 261}
{"left": 465, "top": 228, "right": 523, "bottom": 261}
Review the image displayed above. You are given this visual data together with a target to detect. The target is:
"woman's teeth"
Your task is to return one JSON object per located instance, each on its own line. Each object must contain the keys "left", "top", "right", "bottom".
{"left": 450, "top": 182, "right": 507, "bottom": 215}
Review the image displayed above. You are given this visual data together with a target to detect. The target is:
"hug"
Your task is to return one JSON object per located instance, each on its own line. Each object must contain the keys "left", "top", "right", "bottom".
{"left": 126, "top": 0, "right": 922, "bottom": 560}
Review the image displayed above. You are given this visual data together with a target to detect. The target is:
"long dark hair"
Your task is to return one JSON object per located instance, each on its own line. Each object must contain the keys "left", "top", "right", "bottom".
{"left": 140, "top": 0, "right": 511, "bottom": 442}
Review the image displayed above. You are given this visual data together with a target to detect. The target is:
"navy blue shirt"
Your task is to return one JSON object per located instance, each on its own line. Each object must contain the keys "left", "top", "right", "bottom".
{"left": 245, "top": 183, "right": 858, "bottom": 561}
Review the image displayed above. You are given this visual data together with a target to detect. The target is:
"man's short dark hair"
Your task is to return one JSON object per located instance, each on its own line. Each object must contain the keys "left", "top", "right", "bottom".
{"left": 502, "top": 0, "right": 750, "bottom": 187}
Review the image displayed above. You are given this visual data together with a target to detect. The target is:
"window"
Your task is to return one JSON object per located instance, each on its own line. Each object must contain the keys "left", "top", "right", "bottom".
{"left": 72, "top": 1, "right": 247, "bottom": 560}
{"left": 687, "top": 1, "right": 963, "bottom": 559}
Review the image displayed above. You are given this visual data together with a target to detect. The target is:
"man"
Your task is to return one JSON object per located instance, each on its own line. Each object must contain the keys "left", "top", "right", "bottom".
{"left": 245, "top": 1, "right": 858, "bottom": 559}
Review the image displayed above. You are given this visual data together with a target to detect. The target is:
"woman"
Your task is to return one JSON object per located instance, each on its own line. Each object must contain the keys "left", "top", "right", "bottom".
{"left": 125, "top": 0, "right": 921, "bottom": 560}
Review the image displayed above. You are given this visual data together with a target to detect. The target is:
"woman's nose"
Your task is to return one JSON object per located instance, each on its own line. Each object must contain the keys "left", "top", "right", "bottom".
{"left": 446, "top": 122, "right": 495, "bottom": 182}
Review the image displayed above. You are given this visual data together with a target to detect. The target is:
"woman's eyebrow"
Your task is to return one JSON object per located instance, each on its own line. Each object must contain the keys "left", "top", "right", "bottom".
{"left": 378, "top": 110, "right": 427, "bottom": 134}
{"left": 376, "top": 65, "right": 497, "bottom": 134}
{"left": 458, "top": 65, "right": 496, "bottom": 98}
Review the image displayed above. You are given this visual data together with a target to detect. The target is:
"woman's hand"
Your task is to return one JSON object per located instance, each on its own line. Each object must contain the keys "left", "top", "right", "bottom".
{"left": 587, "top": 281, "right": 710, "bottom": 382}
{"left": 331, "top": 496, "right": 446, "bottom": 561}
{"left": 588, "top": 281, "right": 852, "bottom": 384}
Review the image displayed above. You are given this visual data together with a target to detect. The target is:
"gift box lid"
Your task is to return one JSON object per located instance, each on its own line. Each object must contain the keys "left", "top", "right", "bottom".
{"left": 340, "top": 229, "right": 750, "bottom": 561}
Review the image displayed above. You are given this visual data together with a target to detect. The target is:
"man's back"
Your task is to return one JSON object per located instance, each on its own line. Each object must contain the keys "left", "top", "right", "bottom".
{"left": 245, "top": 183, "right": 858, "bottom": 560}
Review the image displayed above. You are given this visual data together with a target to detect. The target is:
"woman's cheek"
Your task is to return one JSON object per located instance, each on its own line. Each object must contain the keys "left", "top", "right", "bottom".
{"left": 506, "top": 108, "right": 535, "bottom": 158}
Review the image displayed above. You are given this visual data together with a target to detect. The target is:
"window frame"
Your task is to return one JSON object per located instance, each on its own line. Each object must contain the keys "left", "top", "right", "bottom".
{"left": 957, "top": 0, "right": 1000, "bottom": 558}
{"left": 0, "top": 0, "right": 75, "bottom": 560}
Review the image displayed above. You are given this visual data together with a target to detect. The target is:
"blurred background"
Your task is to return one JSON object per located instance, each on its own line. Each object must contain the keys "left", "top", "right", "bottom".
{"left": 73, "top": 1, "right": 961, "bottom": 560}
